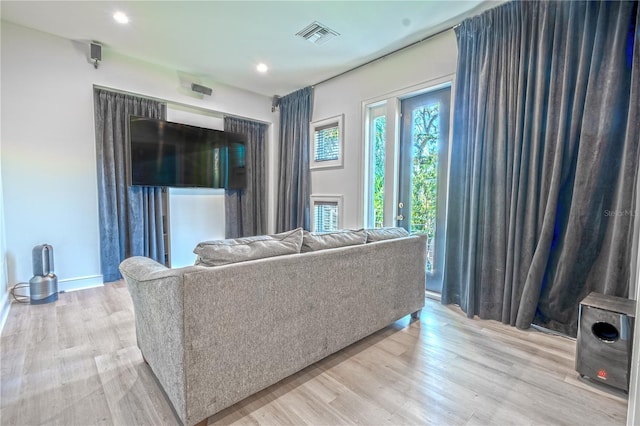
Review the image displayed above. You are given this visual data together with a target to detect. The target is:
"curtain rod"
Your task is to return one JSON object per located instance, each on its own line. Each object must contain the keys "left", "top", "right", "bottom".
{"left": 92, "top": 84, "right": 272, "bottom": 125}
{"left": 312, "top": 23, "right": 459, "bottom": 88}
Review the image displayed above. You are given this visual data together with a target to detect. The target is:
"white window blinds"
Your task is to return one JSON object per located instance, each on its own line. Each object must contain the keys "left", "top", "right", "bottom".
{"left": 310, "top": 115, "right": 343, "bottom": 169}
{"left": 314, "top": 201, "right": 339, "bottom": 232}
{"left": 313, "top": 123, "right": 340, "bottom": 162}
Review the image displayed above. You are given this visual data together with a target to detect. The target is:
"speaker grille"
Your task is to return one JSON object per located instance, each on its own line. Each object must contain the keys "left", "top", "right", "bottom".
{"left": 191, "top": 83, "right": 212, "bottom": 96}
{"left": 90, "top": 43, "right": 102, "bottom": 61}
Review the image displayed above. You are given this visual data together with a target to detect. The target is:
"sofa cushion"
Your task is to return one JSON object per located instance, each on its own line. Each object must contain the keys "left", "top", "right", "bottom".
{"left": 194, "top": 228, "right": 303, "bottom": 266}
{"left": 301, "top": 229, "right": 367, "bottom": 252}
{"left": 365, "top": 227, "right": 410, "bottom": 243}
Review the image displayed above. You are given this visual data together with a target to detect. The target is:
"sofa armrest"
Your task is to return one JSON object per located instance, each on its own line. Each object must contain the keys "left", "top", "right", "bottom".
{"left": 119, "top": 256, "right": 188, "bottom": 422}
{"left": 119, "top": 256, "right": 173, "bottom": 281}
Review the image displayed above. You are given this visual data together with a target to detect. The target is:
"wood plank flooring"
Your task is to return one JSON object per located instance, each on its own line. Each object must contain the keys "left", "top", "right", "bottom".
{"left": 0, "top": 281, "right": 628, "bottom": 425}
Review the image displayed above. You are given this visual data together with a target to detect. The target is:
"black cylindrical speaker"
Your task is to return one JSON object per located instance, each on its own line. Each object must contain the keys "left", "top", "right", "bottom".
{"left": 576, "top": 292, "right": 635, "bottom": 392}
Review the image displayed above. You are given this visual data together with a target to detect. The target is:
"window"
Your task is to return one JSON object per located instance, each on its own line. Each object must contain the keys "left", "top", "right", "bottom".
{"left": 363, "top": 80, "right": 452, "bottom": 294}
{"left": 366, "top": 104, "right": 387, "bottom": 228}
{"left": 398, "top": 86, "right": 451, "bottom": 292}
{"left": 310, "top": 195, "right": 343, "bottom": 232}
{"left": 314, "top": 203, "right": 338, "bottom": 232}
{"left": 310, "top": 115, "right": 343, "bottom": 169}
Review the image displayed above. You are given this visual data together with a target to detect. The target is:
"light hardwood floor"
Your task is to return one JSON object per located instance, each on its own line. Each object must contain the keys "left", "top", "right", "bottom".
{"left": 0, "top": 281, "right": 628, "bottom": 425}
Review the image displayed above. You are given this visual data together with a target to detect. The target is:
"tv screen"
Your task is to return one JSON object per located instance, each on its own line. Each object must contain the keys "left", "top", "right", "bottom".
{"left": 128, "top": 116, "right": 246, "bottom": 189}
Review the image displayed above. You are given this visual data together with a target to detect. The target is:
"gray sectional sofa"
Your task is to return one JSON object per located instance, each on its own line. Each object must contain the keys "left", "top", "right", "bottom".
{"left": 120, "top": 228, "right": 427, "bottom": 426}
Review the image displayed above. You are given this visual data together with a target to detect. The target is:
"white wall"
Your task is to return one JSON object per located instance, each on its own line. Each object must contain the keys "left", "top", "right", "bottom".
{"left": 628, "top": 239, "right": 640, "bottom": 425}
{"left": 627, "top": 164, "right": 640, "bottom": 425}
{"left": 166, "top": 104, "right": 225, "bottom": 130}
{"left": 310, "top": 30, "right": 458, "bottom": 229}
{"left": 167, "top": 187, "right": 225, "bottom": 268}
{"left": 0, "top": 21, "right": 275, "bottom": 293}
{"left": 0, "top": 128, "right": 9, "bottom": 329}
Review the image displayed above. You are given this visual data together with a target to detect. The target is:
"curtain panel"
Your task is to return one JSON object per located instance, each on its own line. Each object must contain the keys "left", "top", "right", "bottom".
{"left": 224, "top": 116, "right": 267, "bottom": 238}
{"left": 94, "top": 88, "right": 166, "bottom": 282}
{"left": 444, "top": 0, "right": 640, "bottom": 336}
{"left": 276, "top": 86, "right": 313, "bottom": 232}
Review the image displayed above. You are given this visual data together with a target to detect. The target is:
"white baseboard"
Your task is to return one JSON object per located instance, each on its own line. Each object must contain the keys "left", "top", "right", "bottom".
{"left": 0, "top": 291, "right": 9, "bottom": 335}
{"left": 58, "top": 275, "right": 104, "bottom": 293}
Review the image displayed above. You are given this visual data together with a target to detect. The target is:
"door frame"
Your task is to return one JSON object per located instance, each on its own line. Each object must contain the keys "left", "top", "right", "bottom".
{"left": 361, "top": 75, "right": 455, "bottom": 230}
{"left": 397, "top": 86, "right": 452, "bottom": 291}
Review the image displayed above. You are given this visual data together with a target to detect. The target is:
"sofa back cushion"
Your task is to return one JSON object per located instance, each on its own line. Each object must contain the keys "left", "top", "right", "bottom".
{"left": 194, "top": 228, "right": 303, "bottom": 266}
{"left": 301, "top": 229, "right": 367, "bottom": 252}
{"left": 365, "top": 227, "right": 410, "bottom": 243}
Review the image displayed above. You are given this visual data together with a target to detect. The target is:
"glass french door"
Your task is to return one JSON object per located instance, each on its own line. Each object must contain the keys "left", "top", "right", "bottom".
{"left": 398, "top": 87, "right": 451, "bottom": 293}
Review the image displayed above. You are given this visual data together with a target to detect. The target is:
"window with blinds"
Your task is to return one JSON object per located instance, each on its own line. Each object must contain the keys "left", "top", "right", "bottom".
{"left": 310, "top": 195, "right": 343, "bottom": 232}
{"left": 314, "top": 124, "right": 339, "bottom": 162}
{"left": 314, "top": 202, "right": 339, "bottom": 232}
{"left": 310, "top": 115, "right": 343, "bottom": 169}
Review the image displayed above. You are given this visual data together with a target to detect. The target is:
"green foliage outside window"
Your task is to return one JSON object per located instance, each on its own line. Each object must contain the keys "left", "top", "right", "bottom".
{"left": 411, "top": 104, "right": 439, "bottom": 271}
{"left": 372, "top": 116, "right": 386, "bottom": 228}
{"left": 371, "top": 105, "right": 439, "bottom": 272}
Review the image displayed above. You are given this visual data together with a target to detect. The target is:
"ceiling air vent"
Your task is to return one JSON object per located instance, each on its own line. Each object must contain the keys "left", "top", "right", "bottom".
{"left": 296, "top": 21, "right": 339, "bottom": 46}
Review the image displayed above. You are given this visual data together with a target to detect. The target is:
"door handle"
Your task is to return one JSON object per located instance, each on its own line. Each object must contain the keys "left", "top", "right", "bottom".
{"left": 397, "top": 201, "right": 404, "bottom": 221}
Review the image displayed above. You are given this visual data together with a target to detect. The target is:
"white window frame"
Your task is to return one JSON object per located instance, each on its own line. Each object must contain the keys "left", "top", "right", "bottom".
{"left": 310, "top": 115, "right": 344, "bottom": 169}
{"left": 364, "top": 102, "right": 388, "bottom": 228}
{"left": 310, "top": 194, "right": 343, "bottom": 232}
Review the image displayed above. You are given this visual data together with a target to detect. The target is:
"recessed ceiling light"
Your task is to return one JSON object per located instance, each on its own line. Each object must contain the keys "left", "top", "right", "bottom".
{"left": 256, "top": 63, "right": 268, "bottom": 73}
{"left": 113, "top": 11, "right": 129, "bottom": 24}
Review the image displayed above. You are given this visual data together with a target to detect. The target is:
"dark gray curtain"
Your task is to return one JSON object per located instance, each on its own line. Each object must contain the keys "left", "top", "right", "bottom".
{"left": 443, "top": 1, "right": 640, "bottom": 336}
{"left": 276, "top": 87, "right": 313, "bottom": 232}
{"left": 94, "top": 88, "right": 166, "bottom": 282}
{"left": 224, "top": 116, "right": 267, "bottom": 238}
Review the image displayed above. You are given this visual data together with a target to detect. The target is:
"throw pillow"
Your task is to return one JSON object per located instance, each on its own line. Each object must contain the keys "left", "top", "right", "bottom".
{"left": 301, "top": 229, "right": 367, "bottom": 252}
{"left": 365, "top": 227, "right": 409, "bottom": 243}
{"left": 193, "top": 228, "right": 303, "bottom": 267}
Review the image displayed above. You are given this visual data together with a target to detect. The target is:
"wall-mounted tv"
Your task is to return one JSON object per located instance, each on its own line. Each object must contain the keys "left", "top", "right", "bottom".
{"left": 127, "top": 116, "right": 246, "bottom": 189}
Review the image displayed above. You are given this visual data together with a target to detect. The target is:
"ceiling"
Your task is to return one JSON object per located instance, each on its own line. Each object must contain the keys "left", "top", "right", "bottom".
{"left": 1, "top": 1, "right": 499, "bottom": 97}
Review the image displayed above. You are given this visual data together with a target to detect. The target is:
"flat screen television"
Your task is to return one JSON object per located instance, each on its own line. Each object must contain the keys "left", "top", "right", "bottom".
{"left": 127, "top": 116, "right": 246, "bottom": 189}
